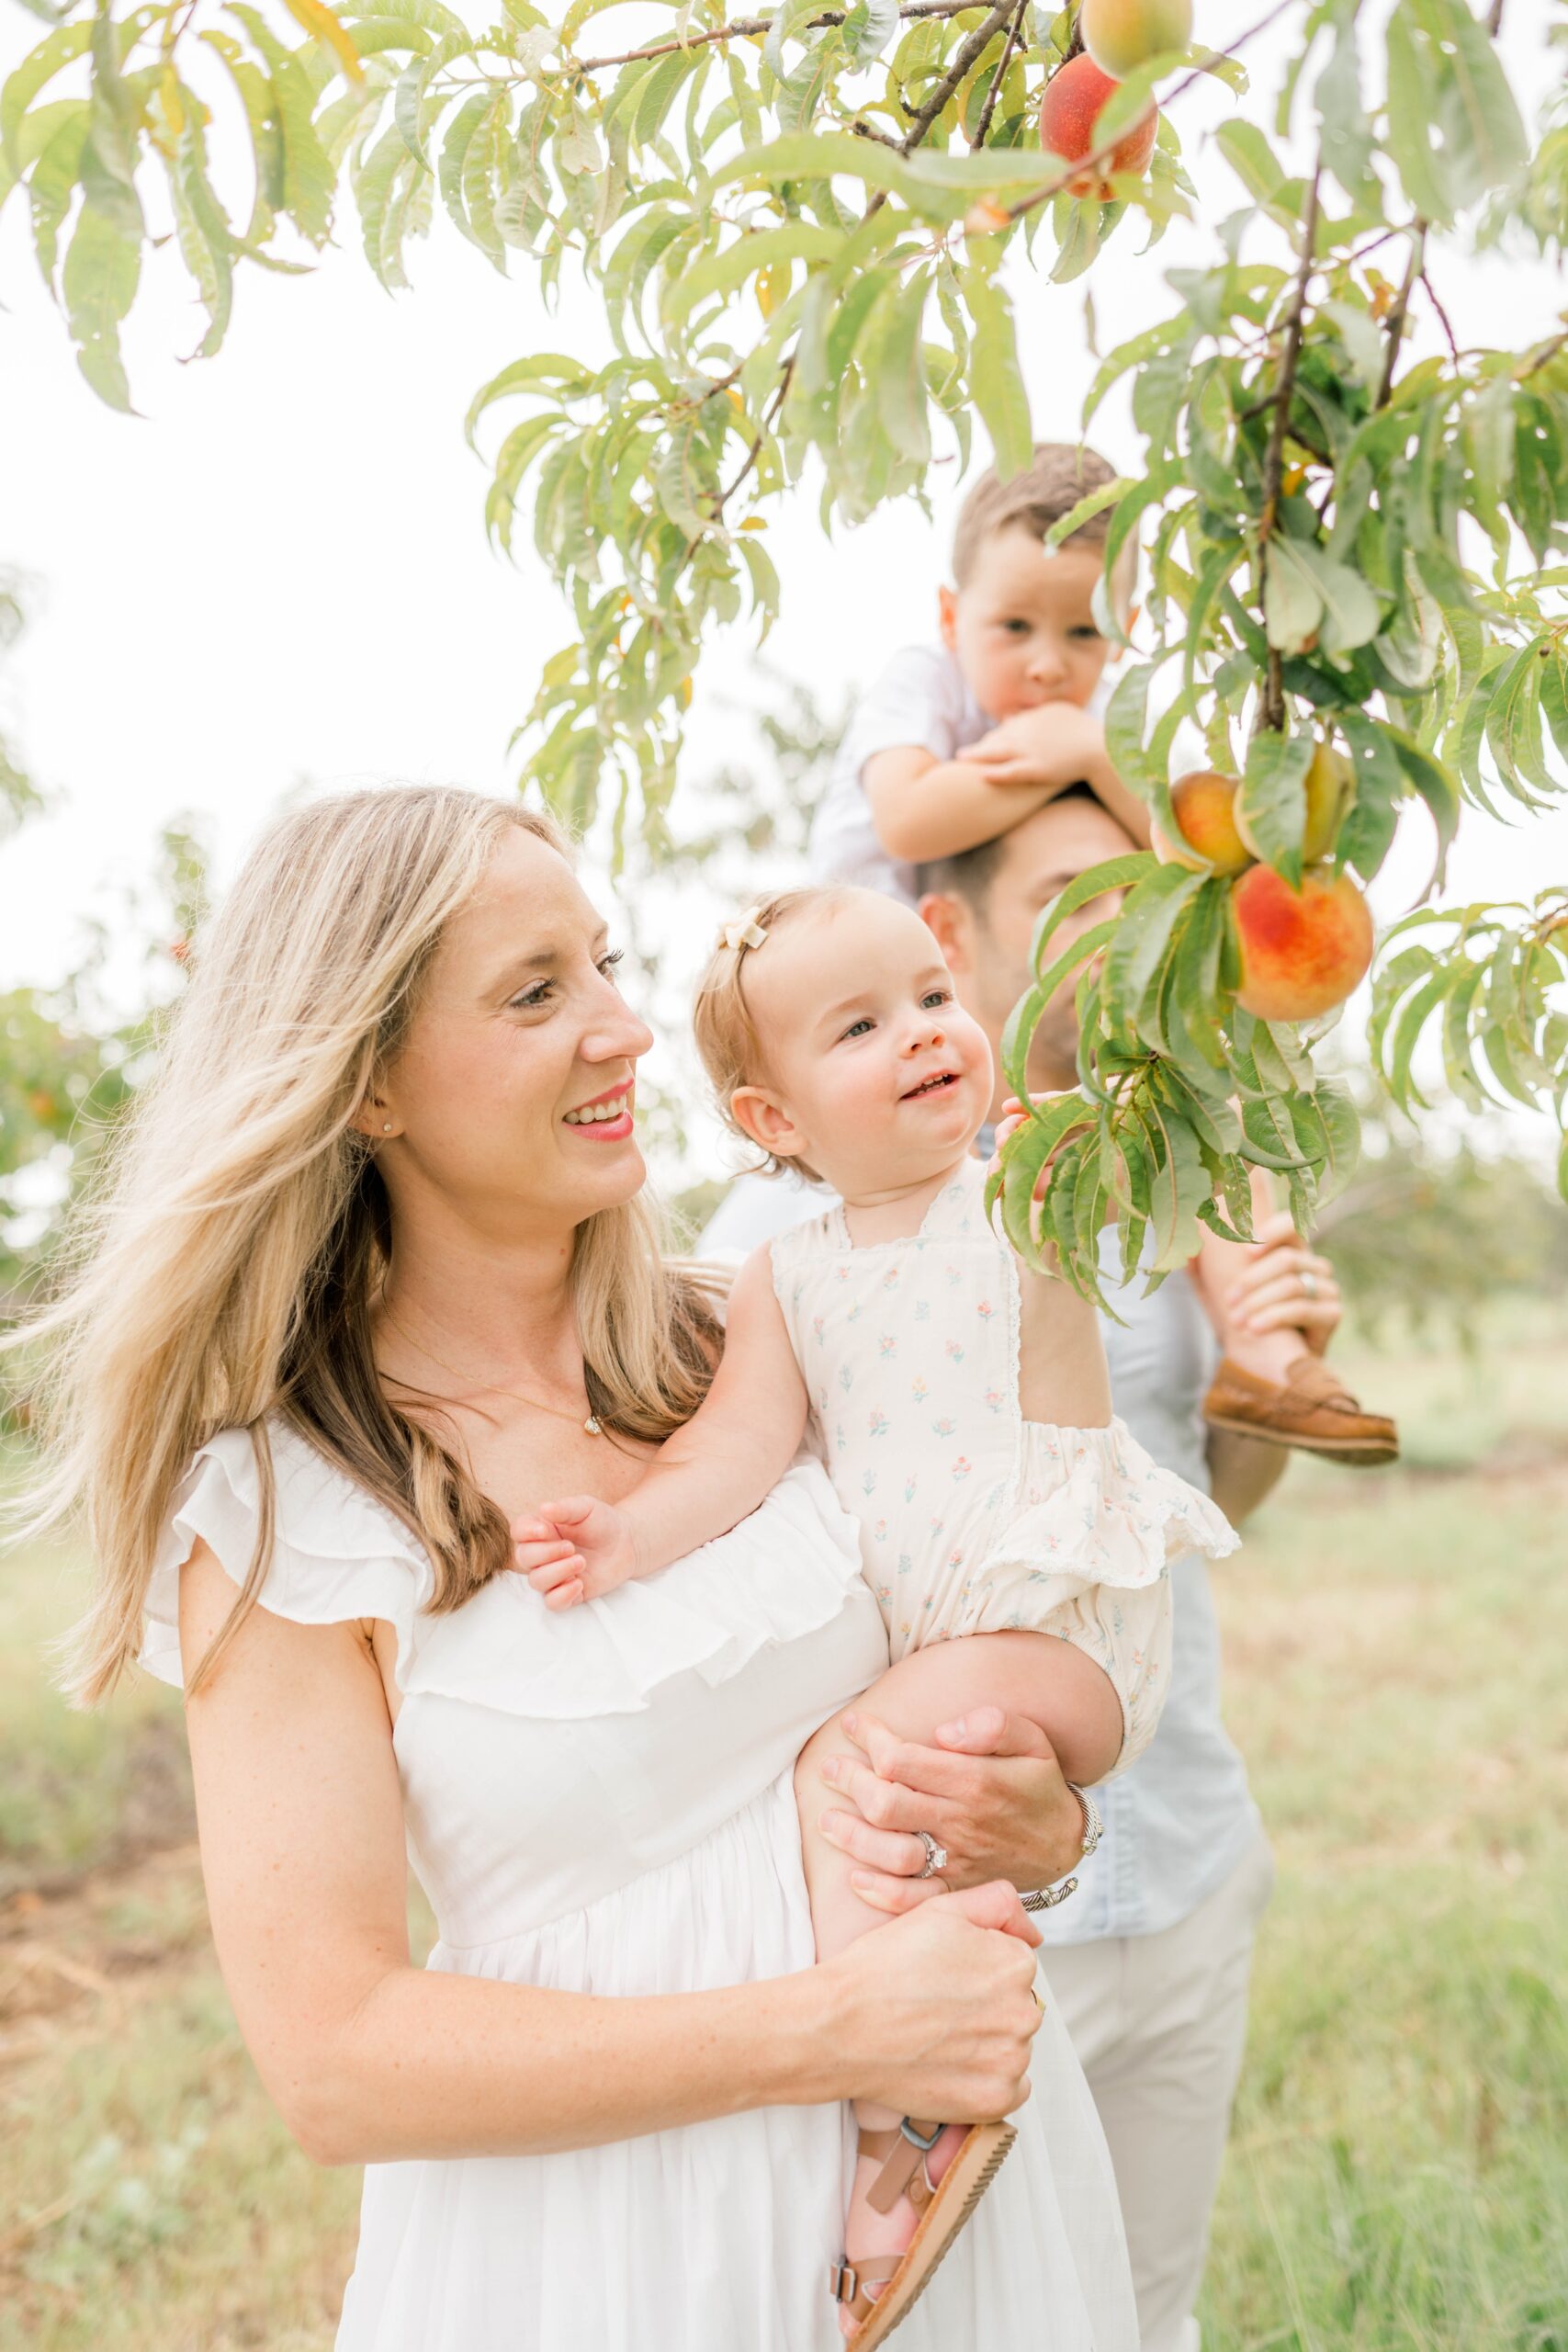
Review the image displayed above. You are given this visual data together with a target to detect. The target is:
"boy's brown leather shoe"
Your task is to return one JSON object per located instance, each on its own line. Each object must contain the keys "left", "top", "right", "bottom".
{"left": 1202, "top": 1355, "right": 1399, "bottom": 1466}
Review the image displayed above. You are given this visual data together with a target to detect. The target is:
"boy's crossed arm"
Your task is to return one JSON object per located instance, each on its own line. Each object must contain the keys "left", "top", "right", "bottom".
{"left": 865, "top": 705, "right": 1150, "bottom": 865}
{"left": 513, "top": 1248, "right": 810, "bottom": 1610}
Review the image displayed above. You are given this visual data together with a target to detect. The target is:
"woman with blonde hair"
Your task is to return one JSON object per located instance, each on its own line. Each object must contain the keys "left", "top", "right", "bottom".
{"left": 14, "top": 786, "right": 1132, "bottom": 2350}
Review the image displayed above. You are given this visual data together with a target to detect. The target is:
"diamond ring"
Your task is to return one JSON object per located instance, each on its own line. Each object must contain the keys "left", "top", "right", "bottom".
{"left": 916, "top": 1831, "right": 948, "bottom": 1879}
{"left": 1302, "top": 1271, "right": 1318, "bottom": 1299}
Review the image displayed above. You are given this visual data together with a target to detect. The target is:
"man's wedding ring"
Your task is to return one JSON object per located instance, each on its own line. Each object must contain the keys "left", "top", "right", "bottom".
{"left": 916, "top": 1831, "right": 947, "bottom": 1879}
{"left": 1030, "top": 1985, "right": 1044, "bottom": 2015}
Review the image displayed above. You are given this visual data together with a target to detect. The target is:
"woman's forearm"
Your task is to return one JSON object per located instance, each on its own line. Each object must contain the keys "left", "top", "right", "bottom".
{"left": 292, "top": 1961, "right": 843, "bottom": 2167}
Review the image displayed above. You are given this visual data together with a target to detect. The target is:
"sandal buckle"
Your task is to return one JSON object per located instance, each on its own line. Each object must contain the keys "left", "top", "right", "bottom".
{"left": 899, "top": 2117, "right": 943, "bottom": 2153}
{"left": 829, "top": 2261, "right": 857, "bottom": 2304}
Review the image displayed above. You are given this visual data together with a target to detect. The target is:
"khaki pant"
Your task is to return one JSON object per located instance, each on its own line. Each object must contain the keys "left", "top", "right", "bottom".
{"left": 1043, "top": 1830, "right": 1276, "bottom": 2352}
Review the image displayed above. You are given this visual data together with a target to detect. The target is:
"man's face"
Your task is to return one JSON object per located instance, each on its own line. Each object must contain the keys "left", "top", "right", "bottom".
{"left": 919, "top": 796, "right": 1138, "bottom": 1109}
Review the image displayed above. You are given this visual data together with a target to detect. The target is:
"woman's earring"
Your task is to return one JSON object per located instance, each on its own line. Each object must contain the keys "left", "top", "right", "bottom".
{"left": 382, "top": 1122, "right": 393, "bottom": 1135}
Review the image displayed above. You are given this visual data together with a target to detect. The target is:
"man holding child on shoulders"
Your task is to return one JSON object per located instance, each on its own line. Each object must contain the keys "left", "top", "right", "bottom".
{"left": 704, "top": 440, "right": 1394, "bottom": 2352}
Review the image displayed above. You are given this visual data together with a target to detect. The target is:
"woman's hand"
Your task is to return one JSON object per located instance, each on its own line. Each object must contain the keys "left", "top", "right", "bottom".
{"left": 819, "top": 1881, "right": 1044, "bottom": 2121}
{"left": 1219, "top": 1209, "right": 1343, "bottom": 1356}
{"left": 817, "top": 1706, "right": 1088, "bottom": 1908}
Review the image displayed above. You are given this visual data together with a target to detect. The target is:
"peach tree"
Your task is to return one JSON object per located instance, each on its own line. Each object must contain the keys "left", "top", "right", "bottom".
{"left": 2, "top": 0, "right": 1565, "bottom": 1296}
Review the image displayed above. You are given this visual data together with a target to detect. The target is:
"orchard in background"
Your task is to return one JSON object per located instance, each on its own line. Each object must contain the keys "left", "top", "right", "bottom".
{"left": 2, "top": 0, "right": 1567, "bottom": 1298}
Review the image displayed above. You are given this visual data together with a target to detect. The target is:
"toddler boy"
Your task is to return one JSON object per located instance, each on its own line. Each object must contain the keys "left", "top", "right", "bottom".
{"left": 808, "top": 442, "right": 1150, "bottom": 901}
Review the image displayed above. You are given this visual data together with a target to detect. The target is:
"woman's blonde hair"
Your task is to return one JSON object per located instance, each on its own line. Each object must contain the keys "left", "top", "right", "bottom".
{"left": 10, "top": 785, "right": 719, "bottom": 1704}
{"left": 691, "top": 886, "right": 852, "bottom": 1185}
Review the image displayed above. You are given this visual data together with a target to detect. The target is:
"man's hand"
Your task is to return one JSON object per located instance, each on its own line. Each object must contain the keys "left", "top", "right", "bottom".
{"left": 958, "top": 703, "right": 1108, "bottom": 792}
{"left": 815, "top": 1705, "right": 1089, "bottom": 1912}
{"left": 509, "top": 1497, "right": 639, "bottom": 1611}
{"left": 1220, "top": 1209, "right": 1343, "bottom": 1356}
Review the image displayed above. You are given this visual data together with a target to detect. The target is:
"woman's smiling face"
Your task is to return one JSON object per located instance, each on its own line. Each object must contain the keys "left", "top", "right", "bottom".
{"left": 377, "top": 825, "right": 653, "bottom": 1239}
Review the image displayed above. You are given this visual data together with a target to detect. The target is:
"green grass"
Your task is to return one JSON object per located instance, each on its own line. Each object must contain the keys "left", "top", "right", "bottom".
{"left": 3, "top": 1329, "right": 1567, "bottom": 2351}
{"left": 1204, "top": 1317, "right": 1568, "bottom": 2352}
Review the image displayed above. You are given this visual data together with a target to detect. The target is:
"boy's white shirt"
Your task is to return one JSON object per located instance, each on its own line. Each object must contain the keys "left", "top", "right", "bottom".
{"left": 807, "top": 640, "right": 1115, "bottom": 905}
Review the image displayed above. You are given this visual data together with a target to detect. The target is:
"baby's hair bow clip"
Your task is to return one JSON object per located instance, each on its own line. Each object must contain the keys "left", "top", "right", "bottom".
{"left": 718, "top": 906, "right": 769, "bottom": 953}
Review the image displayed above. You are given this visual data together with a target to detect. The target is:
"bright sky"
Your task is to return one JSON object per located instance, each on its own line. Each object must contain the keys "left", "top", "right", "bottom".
{"left": 1, "top": 1, "right": 1563, "bottom": 1176}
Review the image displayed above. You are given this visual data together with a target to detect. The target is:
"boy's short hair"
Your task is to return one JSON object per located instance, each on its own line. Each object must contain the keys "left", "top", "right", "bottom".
{"left": 952, "top": 443, "right": 1117, "bottom": 587}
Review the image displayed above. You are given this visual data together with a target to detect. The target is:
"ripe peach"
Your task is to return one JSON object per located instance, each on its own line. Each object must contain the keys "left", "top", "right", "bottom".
{"left": 1235, "top": 738, "right": 1354, "bottom": 865}
{"left": 1233, "top": 864, "right": 1374, "bottom": 1023}
{"left": 1152, "top": 769, "right": 1252, "bottom": 876}
{"left": 1079, "top": 0, "right": 1193, "bottom": 78}
{"left": 1039, "top": 55, "right": 1158, "bottom": 199}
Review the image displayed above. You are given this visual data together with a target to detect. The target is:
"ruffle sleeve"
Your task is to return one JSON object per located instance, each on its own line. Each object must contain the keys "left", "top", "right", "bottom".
{"left": 979, "top": 1416, "right": 1239, "bottom": 1593}
{"left": 140, "top": 1423, "right": 434, "bottom": 1692}
{"left": 142, "top": 1424, "right": 876, "bottom": 1722}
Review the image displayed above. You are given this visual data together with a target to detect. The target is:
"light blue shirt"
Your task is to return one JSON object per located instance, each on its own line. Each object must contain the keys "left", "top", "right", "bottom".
{"left": 697, "top": 1173, "right": 1262, "bottom": 1942}
{"left": 1032, "top": 1229, "right": 1261, "bottom": 1945}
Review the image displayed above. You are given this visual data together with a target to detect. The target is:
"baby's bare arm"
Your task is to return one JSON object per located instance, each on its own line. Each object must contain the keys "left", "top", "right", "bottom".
{"left": 618, "top": 1246, "right": 810, "bottom": 1571}
{"left": 1015, "top": 1260, "right": 1112, "bottom": 1430}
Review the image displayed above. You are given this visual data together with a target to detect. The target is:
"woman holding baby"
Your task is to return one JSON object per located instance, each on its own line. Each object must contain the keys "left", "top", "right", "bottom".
{"left": 18, "top": 784, "right": 1227, "bottom": 2348}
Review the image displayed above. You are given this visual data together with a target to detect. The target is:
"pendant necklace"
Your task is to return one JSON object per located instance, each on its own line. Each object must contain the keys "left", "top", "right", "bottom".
{"left": 378, "top": 1302, "right": 603, "bottom": 1436}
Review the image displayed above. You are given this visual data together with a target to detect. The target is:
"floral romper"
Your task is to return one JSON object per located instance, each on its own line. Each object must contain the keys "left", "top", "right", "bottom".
{"left": 769, "top": 1159, "right": 1239, "bottom": 1769}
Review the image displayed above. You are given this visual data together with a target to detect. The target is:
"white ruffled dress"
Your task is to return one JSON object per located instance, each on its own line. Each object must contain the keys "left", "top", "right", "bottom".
{"left": 144, "top": 1422, "right": 1138, "bottom": 2352}
{"left": 770, "top": 1159, "right": 1240, "bottom": 1769}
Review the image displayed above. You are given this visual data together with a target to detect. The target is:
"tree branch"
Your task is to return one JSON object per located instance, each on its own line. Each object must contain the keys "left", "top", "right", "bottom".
{"left": 1374, "top": 222, "right": 1425, "bottom": 411}
{"left": 864, "top": 0, "right": 1017, "bottom": 218}
{"left": 1418, "top": 264, "right": 1461, "bottom": 367}
{"left": 973, "top": 0, "right": 1029, "bottom": 149}
{"left": 574, "top": 0, "right": 973, "bottom": 75}
{"left": 716, "top": 356, "right": 795, "bottom": 519}
{"left": 1257, "top": 158, "right": 1321, "bottom": 733}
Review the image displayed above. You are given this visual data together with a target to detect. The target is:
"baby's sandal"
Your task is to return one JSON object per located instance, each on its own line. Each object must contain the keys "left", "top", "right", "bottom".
{"left": 829, "top": 2115, "right": 1016, "bottom": 2348}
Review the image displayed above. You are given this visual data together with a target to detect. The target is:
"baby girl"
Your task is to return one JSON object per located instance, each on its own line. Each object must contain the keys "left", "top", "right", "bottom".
{"left": 513, "top": 884, "right": 1237, "bottom": 2342}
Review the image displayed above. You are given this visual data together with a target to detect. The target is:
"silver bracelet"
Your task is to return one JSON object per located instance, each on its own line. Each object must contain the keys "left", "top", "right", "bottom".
{"left": 1020, "top": 1783, "right": 1103, "bottom": 1914}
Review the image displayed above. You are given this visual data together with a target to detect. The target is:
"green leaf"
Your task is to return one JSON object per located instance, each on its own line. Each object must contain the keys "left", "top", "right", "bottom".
{"left": 434, "top": 84, "right": 493, "bottom": 251}
{"left": 228, "top": 6, "right": 334, "bottom": 245}
{"left": 1213, "top": 119, "right": 1285, "bottom": 205}
{"left": 1288, "top": 539, "right": 1383, "bottom": 653}
{"left": 394, "top": 26, "right": 471, "bottom": 166}
{"left": 1384, "top": 726, "right": 1459, "bottom": 889}
{"left": 875, "top": 269, "right": 931, "bottom": 467}
{"left": 1000, "top": 915, "right": 1122, "bottom": 1101}
{"left": 1102, "top": 865, "right": 1206, "bottom": 1038}
{"left": 62, "top": 196, "right": 139, "bottom": 410}
{"left": 992, "top": 1093, "right": 1096, "bottom": 1264}
{"left": 199, "top": 30, "right": 285, "bottom": 243}
{"left": 1240, "top": 727, "right": 1314, "bottom": 882}
{"left": 1263, "top": 540, "right": 1325, "bottom": 657}
{"left": 2, "top": 17, "right": 90, "bottom": 175}
{"left": 1143, "top": 1098, "right": 1211, "bottom": 1273}
{"left": 963, "top": 266, "right": 1031, "bottom": 479}
{"left": 170, "top": 123, "right": 236, "bottom": 360}
{"left": 25, "top": 99, "right": 88, "bottom": 286}
{"left": 465, "top": 350, "right": 592, "bottom": 445}
{"left": 663, "top": 221, "right": 840, "bottom": 323}
{"left": 1028, "top": 852, "right": 1156, "bottom": 982}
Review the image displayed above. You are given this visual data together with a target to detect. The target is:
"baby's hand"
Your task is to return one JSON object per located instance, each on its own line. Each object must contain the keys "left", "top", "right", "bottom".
{"left": 509, "top": 1496, "right": 640, "bottom": 1611}
{"left": 988, "top": 1091, "right": 1084, "bottom": 1260}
